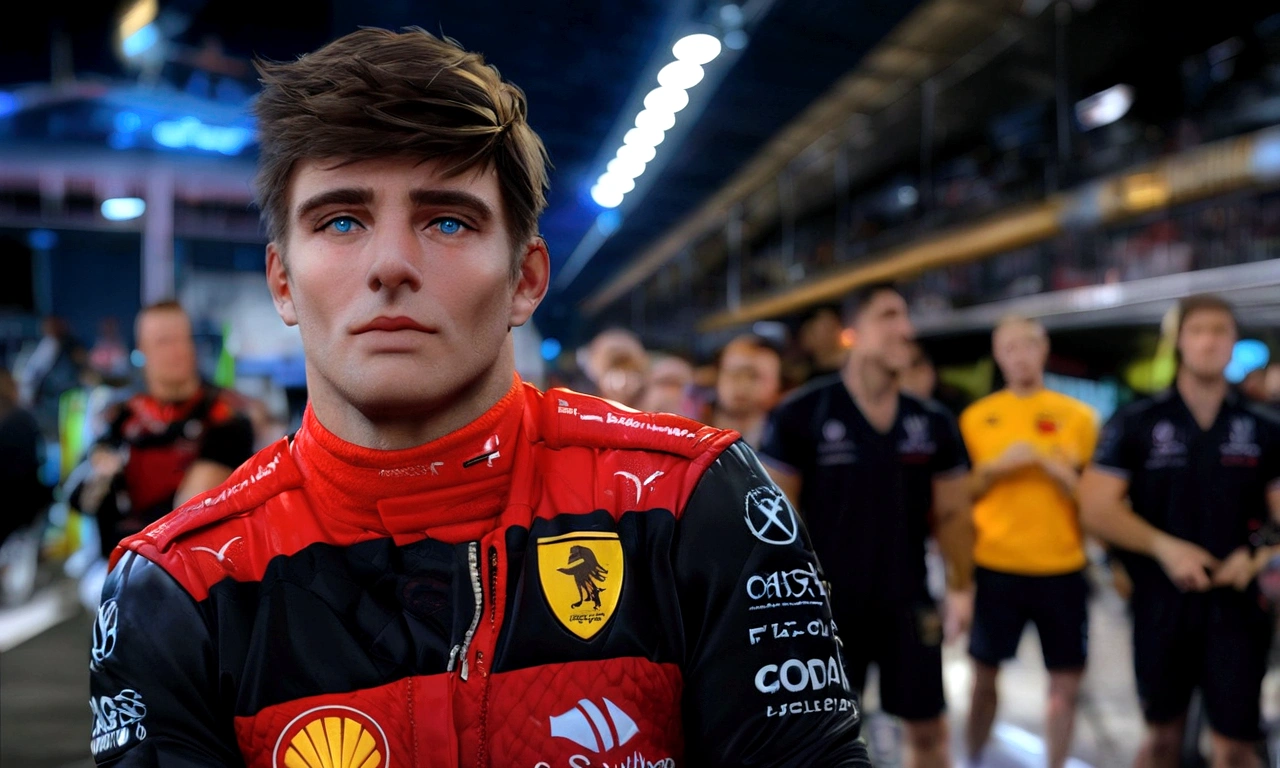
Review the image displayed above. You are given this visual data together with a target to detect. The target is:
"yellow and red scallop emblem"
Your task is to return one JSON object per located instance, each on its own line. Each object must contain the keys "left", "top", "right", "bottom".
{"left": 273, "top": 706, "right": 389, "bottom": 768}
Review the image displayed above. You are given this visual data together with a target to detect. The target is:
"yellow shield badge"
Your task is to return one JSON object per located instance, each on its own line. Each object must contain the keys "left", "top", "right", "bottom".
{"left": 537, "top": 531, "right": 625, "bottom": 640}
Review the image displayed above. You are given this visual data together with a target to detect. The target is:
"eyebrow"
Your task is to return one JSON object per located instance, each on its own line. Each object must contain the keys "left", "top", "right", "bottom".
{"left": 294, "top": 187, "right": 374, "bottom": 222}
{"left": 293, "top": 187, "right": 496, "bottom": 224}
{"left": 409, "top": 188, "right": 494, "bottom": 223}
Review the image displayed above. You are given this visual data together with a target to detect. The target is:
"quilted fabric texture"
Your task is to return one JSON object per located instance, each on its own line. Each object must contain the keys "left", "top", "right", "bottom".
{"left": 486, "top": 657, "right": 683, "bottom": 767}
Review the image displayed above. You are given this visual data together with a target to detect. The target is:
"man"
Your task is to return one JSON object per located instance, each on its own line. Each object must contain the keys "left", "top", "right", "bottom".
{"left": 1080, "top": 294, "right": 1280, "bottom": 768}
{"left": 90, "top": 28, "right": 867, "bottom": 767}
{"left": 761, "top": 283, "right": 973, "bottom": 768}
{"left": 707, "top": 334, "right": 784, "bottom": 448}
{"left": 578, "top": 327, "right": 649, "bottom": 408}
{"left": 638, "top": 352, "right": 696, "bottom": 417}
{"left": 73, "top": 301, "right": 255, "bottom": 560}
{"left": 798, "top": 304, "right": 849, "bottom": 383}
{"left": 959, "top": 316, "right": 1098, "bottom": 768}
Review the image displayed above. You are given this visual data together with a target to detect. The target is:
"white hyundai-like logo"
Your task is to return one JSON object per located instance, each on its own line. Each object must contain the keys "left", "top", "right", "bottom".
{"left": 549, "top": 697, "right": 639, "bottom": 753}
{"left": 613, "top": 470, "right": 664, "bottom": 505}
{"left": 191, "top": 536, "right": 242, "bottom": 564}
{"left": 744, "top": 486, "right": 798, "bottom": 546}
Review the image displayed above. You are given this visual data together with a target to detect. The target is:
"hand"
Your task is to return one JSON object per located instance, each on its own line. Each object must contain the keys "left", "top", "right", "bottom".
{"left": 1212, "top": 547, "right": 1260, "bottom": 591}
{"left": 1152, "top": 534, "right": 1219, "bottom": 592}
{"left": 1110, "top": 559, "right": 1134, "bottom": 601}
{"left": 89, "top": 446, "right": 124, "bottom": 478}
{"left": 998, "top": 441, "right": 1039, "bottom": 472}
{"left": 944, "top": 588, "right": 974, "bottom": 644}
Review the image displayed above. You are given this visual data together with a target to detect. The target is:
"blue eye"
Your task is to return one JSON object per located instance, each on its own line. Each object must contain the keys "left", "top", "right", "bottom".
{"left": 437, "top": 218, "right": 463, "bottom": 235}
{"left": 325, "top": 217, "right": 357, "bottom": 234}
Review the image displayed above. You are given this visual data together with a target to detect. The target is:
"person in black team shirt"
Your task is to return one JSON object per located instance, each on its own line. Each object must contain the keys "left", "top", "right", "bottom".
{"left": 73, "top": 301, "right": 255, "bottom": 559}
{"left": 761, "top": 283, "right": 974, "bottom": 768}
{"left": 1081, "top": 294, "right": 1280, "bottom": 768}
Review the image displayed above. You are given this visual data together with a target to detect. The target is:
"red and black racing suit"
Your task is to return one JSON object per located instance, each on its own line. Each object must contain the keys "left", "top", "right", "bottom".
{"left": 90, "top": 379, "right": 868, "bottom": 767}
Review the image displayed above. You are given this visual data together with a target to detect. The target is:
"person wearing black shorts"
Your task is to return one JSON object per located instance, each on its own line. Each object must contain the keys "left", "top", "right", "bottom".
{"left": 1081, "top": 294, "right": 1280, "bottom": 768}
{"left": 761, "top": 283, "right": 974, "bottom": 768}
{"left": 959, "top": 316, "right": 1099, "bottom": 768}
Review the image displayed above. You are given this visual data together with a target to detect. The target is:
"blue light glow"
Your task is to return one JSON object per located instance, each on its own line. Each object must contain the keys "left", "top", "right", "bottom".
{"left": 114, "top": 111, "right": 142, "bottom": 133}
{"left": 101, "top": 198, "right": 146, "bottom": 221}
{"left": 152, "top": 116, "right": 253, "bottom": 155}
{"left": 0, "top": 92, "right": 18, "bottom": 118}
{"left": 1226, "top": 339, "right": 1270, "bottom": 383}
{"left": 26, "top": 229, "right": 57, "bottom": 251}
{"left": 122, "top": 24, "right": 159, "bottom": 58}
{"left": 130, "top": 350, "right": 146, "bottom": 368}
{"left": 540, "top": 338, "right": 563, "bottom": 362}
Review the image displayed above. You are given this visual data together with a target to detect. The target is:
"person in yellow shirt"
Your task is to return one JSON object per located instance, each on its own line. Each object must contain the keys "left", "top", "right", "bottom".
{"left": 959, "top": 316, "right": 1099, "bottom": 768}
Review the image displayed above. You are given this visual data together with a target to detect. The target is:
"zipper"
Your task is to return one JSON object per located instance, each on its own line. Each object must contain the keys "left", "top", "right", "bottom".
{"left": 475, "top": 545, "right": 500, "bottom": 768}
{"left": 456, "top": 542, "right": 482, "bottom": 681}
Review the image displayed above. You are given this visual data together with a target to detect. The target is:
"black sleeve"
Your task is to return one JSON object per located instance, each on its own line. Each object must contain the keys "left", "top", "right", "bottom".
{"left": 1092, "top": 409, "right": 1135, "bottom": 478}
{"left": 198, "top": 415, "right": 255, "bottom": 469}
{"left": 90, "top": 552, "right": 243, "bottom": 766}
{"left": 675, "top": 441, "right": 869, "bottom": 768}
{"left": 931, "top": 409, "right": 970, "bottom": 476}
{"left": 758, "top": 400, "right": 813, "bottom": 477}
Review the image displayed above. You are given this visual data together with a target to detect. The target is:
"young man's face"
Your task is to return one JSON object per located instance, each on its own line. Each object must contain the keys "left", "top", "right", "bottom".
{"left": 993, "top": 322, "right": 1048, "bottom": 389}
{"left": 1177, "top": 308, "right": 1236, "bottom": 380}
{"left": 852, "top": 290, "right": 915, "bottom": 374}
{"left": 266, "top": 156, "right": 547, "bottom": 420}
{"left": 716, "top": 344, "right": 782, "bottom": 418}
{"left": 137, "top": 310, "right": 197, "bottom": 392}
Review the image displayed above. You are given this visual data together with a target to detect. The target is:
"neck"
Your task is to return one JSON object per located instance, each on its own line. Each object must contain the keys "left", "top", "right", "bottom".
{"left": 1007, "top": 377, "right": 1044, "bottom": 397}
{"left": 843, "top": 352, "right": 897, "bottom": 404}
{"left": 1176, "top": 368, "right": 1228, "bottom": 407}
{"left": 148, "top": 376, "right": 200, "bottom": 402}
{"left": 310, "top": 348, "right": 518, "bottom": 451}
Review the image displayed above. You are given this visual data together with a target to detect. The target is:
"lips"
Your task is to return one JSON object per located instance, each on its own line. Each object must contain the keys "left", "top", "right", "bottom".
{"left": 353, "top": 316, "right": 436, "bottom": 334}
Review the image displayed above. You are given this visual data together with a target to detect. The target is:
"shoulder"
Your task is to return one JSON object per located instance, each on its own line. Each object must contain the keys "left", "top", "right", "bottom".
{"left": 528, "top": 385, "right": 742, "bottom": 521}
{"left": 112, "top": 438, "right": 304, "bottom": 597}
{"left": 534, "top": 386, "right": 737, "bottom": 460}
{"left": 1042, "top": 390, "right": 1098, "bottom": 423}
{"left": 961, "top": 391, "right": 1004, "bottom": 425}
{"left": 775, "top": 374, "right": 840, "bottom": 414}
{"left": 1240, "top": 400, "right": 1280, "bottom": 432}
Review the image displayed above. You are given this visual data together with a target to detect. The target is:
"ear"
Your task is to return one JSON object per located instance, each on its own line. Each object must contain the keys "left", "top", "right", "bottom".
{"left": 265, "top": 243, "right": 299, "bottom": 327}
{"left": 509, "top": 237, "right": 550, "bottom": 329}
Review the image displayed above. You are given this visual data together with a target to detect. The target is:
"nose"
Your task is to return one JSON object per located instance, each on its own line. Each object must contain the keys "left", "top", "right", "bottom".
{"left": 365, "top": 224, "right": 424, "bottom": 293}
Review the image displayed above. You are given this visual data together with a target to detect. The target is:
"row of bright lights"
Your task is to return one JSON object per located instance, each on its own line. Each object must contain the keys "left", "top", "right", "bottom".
{"left": 590, "top": 33, "right": 723, "bottom": 209}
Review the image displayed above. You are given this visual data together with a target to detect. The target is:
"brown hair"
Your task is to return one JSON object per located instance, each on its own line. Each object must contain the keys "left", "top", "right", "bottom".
{"left": 252, "top": 27, "right": 550, "bottom": 265}
{"left": 1176, "top": 293, "right": 1237, "bottom": 335}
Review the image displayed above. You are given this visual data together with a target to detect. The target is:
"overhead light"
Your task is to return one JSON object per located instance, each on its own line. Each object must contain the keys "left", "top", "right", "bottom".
{"left": 607, "top": 156, "right": 647, "bottom": 180}
{"left": 672, "top": 34, "right": 722, "bottom": 65}
{"left": 624, "top": 126, "right": 665, "bottom": 148}
{"left": 724, "top": 30, "right": 749, "bottom": 50}
{"left": 597, "top": 173, "right": 636, "bottom": 196}
{"left": 101, "top": 197, "right": 146, "bottom": 221}
{"left": 616, "top": 143, "right": 656, "bottom": 164}
{"left": 1075, "top": 84, "right": 1134, "bottom": 130}
{"left": 657, "top": 61, "right": 705, "bottom": 90}
{"left": 591, "top": 184, "right": 624, "bottom": 209}
{"left": 644, "top": 87, "right": 689, "bottom": 115}
{"left": 635, "top": 109, "right": 676, "bottom": 133}
{"left": 897, "top": 185, "right": 919, "bottom": 207}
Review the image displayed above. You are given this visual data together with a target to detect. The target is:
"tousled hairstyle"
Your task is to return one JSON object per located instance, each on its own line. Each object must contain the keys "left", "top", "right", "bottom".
{"left": 841, "top": 282, "right": 902, "bottom": 325}
{"left": 1176, "top": 293, "right": 1237, "bottom": 337}
{"left": 252, "top": 27, "right": 550, "bottom": 270}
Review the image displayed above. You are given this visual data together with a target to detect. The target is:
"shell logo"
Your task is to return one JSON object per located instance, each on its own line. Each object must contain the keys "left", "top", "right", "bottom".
{"left": 273, "top": 706, "right": 389, "bottom": 768}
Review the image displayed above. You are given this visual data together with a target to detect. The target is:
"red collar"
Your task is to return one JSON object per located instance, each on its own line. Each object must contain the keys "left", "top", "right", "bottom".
{"left": 291, "top": 378, "right": 525, "bottom": 545}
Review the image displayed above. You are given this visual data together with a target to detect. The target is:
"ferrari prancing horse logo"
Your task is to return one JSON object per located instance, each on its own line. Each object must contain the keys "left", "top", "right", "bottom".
{"left": 537, "top": 532, "right": 625, "bottom": 640}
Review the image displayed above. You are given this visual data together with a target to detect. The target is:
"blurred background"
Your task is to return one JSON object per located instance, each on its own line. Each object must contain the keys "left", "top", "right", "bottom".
{"left": 1, "top": 0, "right": 1279, "bottom": 766}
